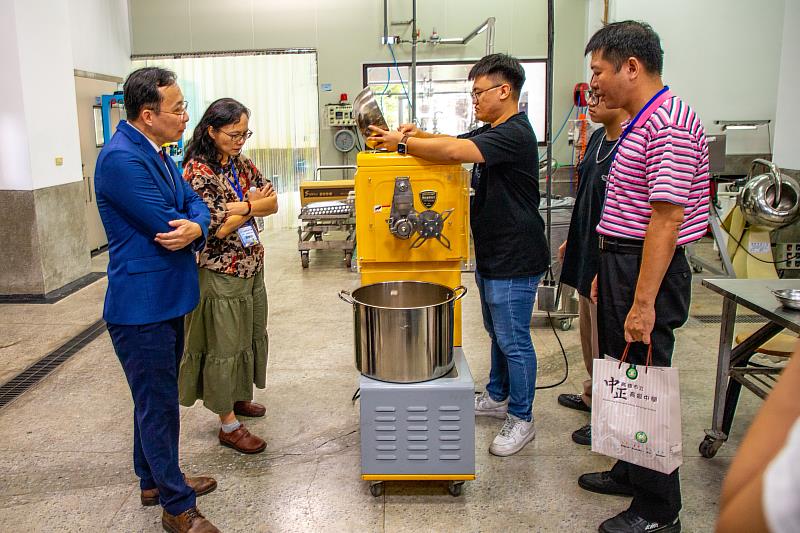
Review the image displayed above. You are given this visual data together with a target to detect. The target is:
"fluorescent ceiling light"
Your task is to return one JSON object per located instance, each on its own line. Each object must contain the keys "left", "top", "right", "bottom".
{"left": 715, "top": 119, "right": 770, "bottom": 132}
{"left": 723, "top": 124, "right": 759, "bottom": 130}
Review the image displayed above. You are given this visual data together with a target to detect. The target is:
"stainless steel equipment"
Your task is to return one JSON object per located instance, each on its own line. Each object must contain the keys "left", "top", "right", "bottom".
{"left": 738, "top": 158, "right": 800, "bottom": 228}
{"left": 772, "top": 288, "right": 800, "bottom": 310}
{"left": 353, "top": 88, "right": 389, "bottom": 147}
{"left": 339, "top": 281, "right": 467, "bottom": 383}
{"left": 297, "top": 200, "right": 356, "bottom": 268}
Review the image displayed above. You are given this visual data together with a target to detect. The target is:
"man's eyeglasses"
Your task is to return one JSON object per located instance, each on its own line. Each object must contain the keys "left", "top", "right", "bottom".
{"left": 470, "top": 84, "right": 504, "bottom": 101}
{"left": 160, "top": 101, "right": 190, "bottom": 117}
{"left": 218, "top": 129, "right": 254, "bottom": 143}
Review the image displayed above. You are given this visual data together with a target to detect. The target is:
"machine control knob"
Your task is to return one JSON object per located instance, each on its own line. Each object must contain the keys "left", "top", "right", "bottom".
{"left": 390, "top": 218, "right": 415, "bottom": 239}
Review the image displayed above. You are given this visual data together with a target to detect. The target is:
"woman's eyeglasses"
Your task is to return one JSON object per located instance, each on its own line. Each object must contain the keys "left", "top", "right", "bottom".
{"left": 218, "top": 129, "right": 254, "bottom": 143}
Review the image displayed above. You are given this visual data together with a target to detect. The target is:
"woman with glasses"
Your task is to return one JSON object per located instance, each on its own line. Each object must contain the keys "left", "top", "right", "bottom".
{"left": 179, "top": 98, "right": 278, "bottom": 454}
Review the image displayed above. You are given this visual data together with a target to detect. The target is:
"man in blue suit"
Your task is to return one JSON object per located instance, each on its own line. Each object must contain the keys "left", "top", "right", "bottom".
{"left": 96, "top": 67, "right": 218, "bottom": 533}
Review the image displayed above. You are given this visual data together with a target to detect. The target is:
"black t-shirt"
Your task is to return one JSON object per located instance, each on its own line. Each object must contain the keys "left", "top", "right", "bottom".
{"left": 560, "top": 128, "right": 618, "bottom": 297}
{"left": 459, "top": 113, "right": 547, "bottom": 278}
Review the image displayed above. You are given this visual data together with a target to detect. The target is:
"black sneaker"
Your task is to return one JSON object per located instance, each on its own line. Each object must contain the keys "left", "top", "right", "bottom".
{"left": 557, "top": 393, "right": 591, "bottom": 412}
{"left": 572, "top": 423, "right": 591, "bottom": 445}
{"left": 578, "top": 471, "right": 634, "bottom": 496}
{"left": 599, "top": 509, "right": 681, "bottom": 532}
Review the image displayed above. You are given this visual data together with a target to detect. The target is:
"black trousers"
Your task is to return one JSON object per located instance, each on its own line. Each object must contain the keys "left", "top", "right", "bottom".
{"left": 596, "top": 247, "right": 691, "bottom": 523}
{"left": 107, "top": 317, "right": 196, "bottom": 515}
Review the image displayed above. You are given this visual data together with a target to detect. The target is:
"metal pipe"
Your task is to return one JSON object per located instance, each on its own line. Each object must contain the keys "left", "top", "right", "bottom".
{"left": 485, "top": 17, "right": 495, "bottom": 55}
{"left": 545, "top": 0, "right": 554, "bottom": 271}
{"left": 314, "top": 165, "right": 357, "bottom": 180}
{"left": 437, "top": 17, "right": 496, "bottom": 46}
{"left": 382, "top": 0, "right": 388, "bottom": 44}
{"left": 411, "top": 0, "right": 417, "bottom": 122}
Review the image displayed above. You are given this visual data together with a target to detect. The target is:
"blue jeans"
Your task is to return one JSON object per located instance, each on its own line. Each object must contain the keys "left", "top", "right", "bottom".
{"left": 107, "top": 317, "right": 196, "bottom": 516}
{"left": 475, "top": 271, "right": 543, "bottom": 422}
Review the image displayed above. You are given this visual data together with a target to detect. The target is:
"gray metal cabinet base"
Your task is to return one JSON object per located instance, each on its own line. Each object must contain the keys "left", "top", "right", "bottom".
{"left": 359, "top": 348, "right": 475, "bottom": 495}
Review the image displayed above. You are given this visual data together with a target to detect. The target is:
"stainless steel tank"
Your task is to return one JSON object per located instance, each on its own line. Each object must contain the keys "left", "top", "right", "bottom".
{"left": 738, "top": 158, "right": 800, "bottom": 228}
{"left": 339, "top": 281, "right": 467, "bottom": 383}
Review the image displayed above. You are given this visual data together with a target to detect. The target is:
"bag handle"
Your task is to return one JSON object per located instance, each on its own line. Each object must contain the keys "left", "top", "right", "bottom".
{"left": 618, "top": 342, "right": 654, "bottom": 373}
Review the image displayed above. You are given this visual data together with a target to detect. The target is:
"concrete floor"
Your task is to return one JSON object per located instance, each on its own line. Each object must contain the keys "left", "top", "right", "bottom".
{"left": 0, "top": 230, "right": 767, "bottom": 532}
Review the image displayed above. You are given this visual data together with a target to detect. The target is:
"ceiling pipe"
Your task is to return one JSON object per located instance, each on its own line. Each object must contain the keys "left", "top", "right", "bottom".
{"left": 438, "top": 17, "right": 497, "bottom": 55}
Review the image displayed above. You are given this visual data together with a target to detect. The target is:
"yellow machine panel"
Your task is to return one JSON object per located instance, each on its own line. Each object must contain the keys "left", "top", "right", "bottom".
{"left": 355, "top": 151, "right": 470, "bottom": 347}
{"left": 355, "top": 152, "right": 469, "bottom": 265}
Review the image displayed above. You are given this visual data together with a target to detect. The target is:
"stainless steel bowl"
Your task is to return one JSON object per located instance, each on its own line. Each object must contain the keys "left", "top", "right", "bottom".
{"left": 352, "top": 87, "right": 389, "bottom": 149}
{"left": 772, "top": 288, "right": 800, "bottom": 310}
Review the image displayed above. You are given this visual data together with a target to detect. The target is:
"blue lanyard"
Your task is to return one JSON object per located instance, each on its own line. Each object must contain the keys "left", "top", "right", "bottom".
{"left": 618, "top": 85, "right": 670, "bottom": 146}
{"left": 225, "top": 159, "right": 244, "bottom": 200}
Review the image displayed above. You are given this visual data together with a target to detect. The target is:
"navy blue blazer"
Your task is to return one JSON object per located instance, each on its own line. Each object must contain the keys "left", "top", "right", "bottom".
{"left": 96, "top": 121, "right": 210, "bottom": 325}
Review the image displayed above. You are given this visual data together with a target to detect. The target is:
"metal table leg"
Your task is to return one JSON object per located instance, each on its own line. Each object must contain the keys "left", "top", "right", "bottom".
{"left": 719, "top": 321, "right": 783, "bottom": 436}
{"left": 701, "top": 296, "right": 736, "bottom": 458}
{"left": 701, "top": 303, "right": 784, "bottom": 458}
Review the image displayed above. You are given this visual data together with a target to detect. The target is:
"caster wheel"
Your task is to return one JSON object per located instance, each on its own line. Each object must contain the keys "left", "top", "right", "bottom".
{"left": 344, "top": 253, "right": 352, "bottom": 269}
{"left": 301, "top": 252, "right": 309, "bottom": 269}
{"left": 369, "top": 482, "right": 384, "bottom": 497}
{"left": 447, "top": 481, "right": 463, "bottom": 497}
{"left": 699, "top": 436, "right": 721, "bottom": 458}
{"left": 560, "top": 318, "right": 573, "bottom": 331}
{"left": 692, "top": 263, "right": 703, "bottom": 274}
{"left": 314, "top": 233, "right": 323, "bottom": 241}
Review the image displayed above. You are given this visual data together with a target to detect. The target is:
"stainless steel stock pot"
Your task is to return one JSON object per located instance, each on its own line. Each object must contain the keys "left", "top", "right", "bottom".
{"left": 339, "top": 281, "right": 467, "bottom": 383}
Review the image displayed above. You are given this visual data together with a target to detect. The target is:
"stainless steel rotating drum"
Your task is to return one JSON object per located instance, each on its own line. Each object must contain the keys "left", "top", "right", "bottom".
{"left": 339, "top": 281, "right": 467, "bottom": 383}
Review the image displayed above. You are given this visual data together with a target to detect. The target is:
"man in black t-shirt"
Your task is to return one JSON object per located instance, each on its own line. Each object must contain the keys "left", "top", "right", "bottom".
{"left": 556, "top": 97, "right": 627, "bottom": 446}
{"left": 368, "top": 54, "right": 548, "bottom": 457}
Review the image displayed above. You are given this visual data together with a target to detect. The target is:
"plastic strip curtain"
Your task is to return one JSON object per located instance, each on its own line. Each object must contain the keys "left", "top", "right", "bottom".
{"left": 132, "top": 52, "right": 320, "bottom": 229}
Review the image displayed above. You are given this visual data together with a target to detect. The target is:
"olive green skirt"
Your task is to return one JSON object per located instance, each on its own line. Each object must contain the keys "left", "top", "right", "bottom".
{"left": 179, "top": 267, "right": 268, "bottom": 414}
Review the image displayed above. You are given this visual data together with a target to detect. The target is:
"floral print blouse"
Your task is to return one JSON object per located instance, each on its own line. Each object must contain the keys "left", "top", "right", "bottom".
{"left": 183, "top": 155, "right": 266, "bottom": 278}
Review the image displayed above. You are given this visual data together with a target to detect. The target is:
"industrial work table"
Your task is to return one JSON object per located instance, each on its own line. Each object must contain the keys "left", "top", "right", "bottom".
{"left": 699, "top": 278, "right": 800, "bottom": 458}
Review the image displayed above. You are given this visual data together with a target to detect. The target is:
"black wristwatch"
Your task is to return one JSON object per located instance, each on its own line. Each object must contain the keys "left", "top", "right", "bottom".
{"left": 397, "top": 135, "right": 410, "bottom": 155}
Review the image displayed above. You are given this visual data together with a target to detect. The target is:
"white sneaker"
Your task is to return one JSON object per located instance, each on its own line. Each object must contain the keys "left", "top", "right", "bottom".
{"left": 474, "top": 391, "right": 508, "bottom": 419}
{"left": 489, "top": 414, "right": 536, "bottom": 456}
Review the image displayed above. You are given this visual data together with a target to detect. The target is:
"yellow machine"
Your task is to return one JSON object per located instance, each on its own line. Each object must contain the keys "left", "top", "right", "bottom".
{"left": 354, "top": 151, "right": 470, "bottom": 344}
{"left": 352, "top": 150, "right": 475, "bottom": 497}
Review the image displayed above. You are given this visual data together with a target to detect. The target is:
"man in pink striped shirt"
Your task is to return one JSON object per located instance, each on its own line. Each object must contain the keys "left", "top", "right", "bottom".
{"left": 576, "top": 21, "right": 709, "bottom": 533}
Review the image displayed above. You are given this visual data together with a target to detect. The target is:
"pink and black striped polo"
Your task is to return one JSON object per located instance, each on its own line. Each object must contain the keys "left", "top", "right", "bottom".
{"left": 597, "top": 88, "right": 710, "bottom": 245}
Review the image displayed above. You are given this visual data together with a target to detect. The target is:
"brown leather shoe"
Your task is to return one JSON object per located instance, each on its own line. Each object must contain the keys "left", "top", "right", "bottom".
{"left": 233, "top": 400, "right": 266, "bottom": 417}
{"left": 141, "top": 475, "right": 217, "bottom": 506}
{"left": 219, "top": 423, "right": 266, "bottom": 454}
{"left": 162, "top": 506, "right": 219, "bottom": 533}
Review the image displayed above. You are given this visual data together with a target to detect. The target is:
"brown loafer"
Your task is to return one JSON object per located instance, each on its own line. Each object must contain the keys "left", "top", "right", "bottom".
{"left": 233, "top": 400, "right": 266, "bottom": 417}
{"left": 141, "top": 475, "right": 217, "bottom": 506}
{"left": 162, "top": 506, "right": 219, "bottom": 533}
{"left": 219, "top": 423, "right": 266, "bottom": 454}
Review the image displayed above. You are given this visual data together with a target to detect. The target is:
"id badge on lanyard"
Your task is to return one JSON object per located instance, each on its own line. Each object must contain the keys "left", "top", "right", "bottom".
{"left": 226, "top": 160, "right": 260, "bottom": 248}
{"left": 237, "top": 224, "right": 259, "bottom": 248}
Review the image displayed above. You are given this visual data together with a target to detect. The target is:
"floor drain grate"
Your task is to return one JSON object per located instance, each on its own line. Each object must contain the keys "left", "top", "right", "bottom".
{"left": 691, "top": 314, "right": 768, "bottom": 324}
{"left": 0, "top": 319, "right": 106, "bottom": 411}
